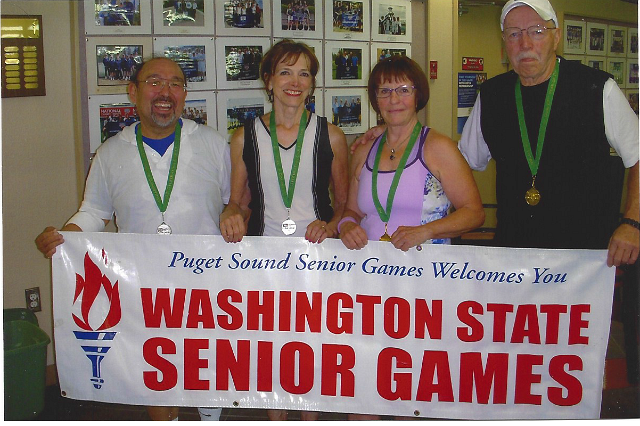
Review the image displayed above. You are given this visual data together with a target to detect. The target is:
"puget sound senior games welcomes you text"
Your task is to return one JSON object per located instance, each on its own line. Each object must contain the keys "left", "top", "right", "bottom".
{"left": 168, "top": 249, "right": 569, "bottom": 284}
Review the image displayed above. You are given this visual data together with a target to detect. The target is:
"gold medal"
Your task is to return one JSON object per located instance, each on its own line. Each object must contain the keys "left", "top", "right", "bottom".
{"left": 515, "top": 59, "right": 559, "bottom": 210}
{"left": 525, "top": 176, "right": 540, "bottom": 206}
{"left": 379, "top": 223, "right": 392, "bottom": 242}
{"left": 525, "top": 186, "right": 541, "bottom": 206}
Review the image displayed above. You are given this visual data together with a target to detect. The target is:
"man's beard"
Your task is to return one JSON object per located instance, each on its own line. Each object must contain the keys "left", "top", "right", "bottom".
{"left": 150, "top": 96, "right": 178, "bottom": 128}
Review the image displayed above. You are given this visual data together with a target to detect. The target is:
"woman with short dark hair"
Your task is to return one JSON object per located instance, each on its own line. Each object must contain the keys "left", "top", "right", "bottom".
{"left": 339, "top": 55, "right": 484, "bottom": 258}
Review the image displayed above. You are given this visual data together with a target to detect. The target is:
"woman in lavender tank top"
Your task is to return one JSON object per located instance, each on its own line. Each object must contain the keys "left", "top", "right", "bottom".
{"left": 338, "top": 56, "right": 484, "bottom": 255}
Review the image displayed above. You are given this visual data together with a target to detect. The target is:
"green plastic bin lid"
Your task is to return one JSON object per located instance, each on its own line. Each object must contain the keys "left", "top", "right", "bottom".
{"left": 3, "top": 316, "right": 50, "bottom": 353}
{"left": 3, "top": 308, "right": 39, "bottom": 326}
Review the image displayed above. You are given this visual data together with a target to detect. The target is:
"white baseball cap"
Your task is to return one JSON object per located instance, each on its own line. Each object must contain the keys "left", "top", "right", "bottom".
{"left": 500, "top": 0, "right": 559, "bottom": 30}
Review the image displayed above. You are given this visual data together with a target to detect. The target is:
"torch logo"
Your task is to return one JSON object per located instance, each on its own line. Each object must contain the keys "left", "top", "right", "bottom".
{"left": 72, "top": 249, "right": 121, "bottom": 389}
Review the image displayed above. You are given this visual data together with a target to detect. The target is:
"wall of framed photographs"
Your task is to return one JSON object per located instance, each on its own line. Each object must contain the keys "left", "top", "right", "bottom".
{"left": 562, "top": 14, "right": 638, "bottom": 115}
{"left": 81, "top": 0, "right": 417, "bottom": 154}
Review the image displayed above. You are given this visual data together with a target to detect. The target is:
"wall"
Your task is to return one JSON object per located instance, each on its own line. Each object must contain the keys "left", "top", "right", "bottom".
{"left": 554, "top": 0, "right": 640, "bottom": 24}
{"left": 2, "top": 0, "right": 82, "bottom": 369}
{"left": 426, "top": 0, "right": 457, "bottom": 137}
{"left": 457, "top": 2, "right": 504, "bottom": 227}
{"left": 456, "top": 0, "right": 638, "bottom": 228}
{"left": 412, "top": 0, "right": 428, "bottom": 127}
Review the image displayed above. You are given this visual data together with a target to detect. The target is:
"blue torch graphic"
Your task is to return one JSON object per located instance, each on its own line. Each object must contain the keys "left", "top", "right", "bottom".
{"left": 73, "top": 331, "right": 117, "bottom": 389}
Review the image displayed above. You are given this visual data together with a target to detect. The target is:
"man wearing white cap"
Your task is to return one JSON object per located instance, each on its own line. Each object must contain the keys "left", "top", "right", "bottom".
{"left": 459, "top": 0, "right": 638, "bottom": 268}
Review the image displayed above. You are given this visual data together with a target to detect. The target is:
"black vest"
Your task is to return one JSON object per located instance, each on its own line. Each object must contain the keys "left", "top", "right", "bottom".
{"left": 480, "top": 58, "right": 625, "bottom": 249}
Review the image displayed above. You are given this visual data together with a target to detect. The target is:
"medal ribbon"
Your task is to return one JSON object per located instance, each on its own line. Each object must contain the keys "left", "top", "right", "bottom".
{"left": 372, "top": 121, "right": 422, "bottom": 223}
{"left": 136, "top": 122, "right": 181, "bottom": 214}
{"left": 269, "top": 109, "right": 308, "bottom": 210}
{"left": 515, "top": 58, "right": 560, "bottom": 178}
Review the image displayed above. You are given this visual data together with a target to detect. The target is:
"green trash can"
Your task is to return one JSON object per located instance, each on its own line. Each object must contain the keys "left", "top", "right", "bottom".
{"left": 3, "top": 308, "right": 51, "bottom": 420}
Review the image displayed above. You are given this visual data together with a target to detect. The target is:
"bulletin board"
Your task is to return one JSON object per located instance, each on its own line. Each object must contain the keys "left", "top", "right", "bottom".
{"left": 79, "top": 0, "right": 415, "bottom": 156}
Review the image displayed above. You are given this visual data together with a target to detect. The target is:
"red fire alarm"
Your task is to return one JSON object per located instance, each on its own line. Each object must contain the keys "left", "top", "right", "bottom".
{"left": 429, "top": 61, "right": 437, "bottom": 79}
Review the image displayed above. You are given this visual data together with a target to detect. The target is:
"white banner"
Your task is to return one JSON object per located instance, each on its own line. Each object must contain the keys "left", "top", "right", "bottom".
{"left": 52, "top": 232, "right": 614, "bottom": 419}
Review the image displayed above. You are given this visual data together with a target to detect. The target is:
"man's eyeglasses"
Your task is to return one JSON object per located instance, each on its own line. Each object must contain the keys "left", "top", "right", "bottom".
{"left": 376, "top": 85, "right": 416, "bottom": 98}
{"left": 139, "top": 77, "right": 187, "bottom": 92}
{"left": 503, "top": 25, "right": 556, "bottom": 42}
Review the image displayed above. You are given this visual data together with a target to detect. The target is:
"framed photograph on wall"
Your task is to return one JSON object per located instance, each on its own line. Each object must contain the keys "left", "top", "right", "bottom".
{"left": 371, "top": 42, "right": 411, "bottom": 67}
{"left": 626, "top": 59, "right": 638, "bottom": 88}
{"left": 86, "top": 37, "right": 150, "bottom": 95}
{"left": 88, "top": 94, "right": 138, "bottom": 153}
{"left": 369, "top": 106, "right": 384, "bottom": 128}
{"left": 152, "top": 0, "right": 215, "bottom": 35}
{"left": 88, "top": 91, "right": 215, "bottom": 153}
{"left": 371, "top": 0, "right": 411, "bottom": 43}
{"left": 563, "top": 19, "right": 586, "bottom": 55}
{"left": 586, "top": 22, "right": 607, "bottom": 56}
{"left": 215, "top": 37, "right": 270, "bottom": 90}
{"left": 154, "top": 37, "right": 215, "bottom": 90}
{"left": 324, "top": 88, "right": 368, "bottom": 134}
{"left": 607, "top": 58, "right": 626, "bottom": 88}
{"left": 628, "top": 27, "right": 638, "bottom": 57}
{"left": 608, "top": 25, "right": 627, "bottom": 57}
{"left": 215, "top": 0, "right": 271, "bottom": 36}
{"left": 183, "top": 91, "right": 217, "bottom": 128}
{"left": 305, "top": 91, "right": 324, "bottom": 117}
{"left": 273, "top": 0, "right": 323, "bottom": 39}
{"left": 626, "top": 89, "right": 638, "bottom": 115}
{"left": 325, "top": 41, "right": 369, "bottom": 87}
{"left": 325, "top": 0, "right": 370, "bottom": 41}
{"left": 586, "top": 56, "right": 606, "bottom": 71}
{"left": 84, "top": 0, "right": 151, "bottom": 35}
{"left": 216, "top": 89, "right": 271, "bottom": 141}
{"left": 274, "top": 38, "right": 324, "bottom": 87}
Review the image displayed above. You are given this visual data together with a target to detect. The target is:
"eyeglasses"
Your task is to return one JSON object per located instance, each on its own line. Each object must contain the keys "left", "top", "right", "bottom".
{"left": 503, "top": 25, "right": 556, "bottom": 42}
{"left": 375, "top": 85, "right": 416, "bottom": 98}
{"left": 139, "top": 77, "right": 186, "bottom": 92}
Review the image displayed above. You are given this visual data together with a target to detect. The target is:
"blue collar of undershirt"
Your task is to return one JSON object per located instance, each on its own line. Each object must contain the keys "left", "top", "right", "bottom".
{"left": 136, "top": 119, "right": 183, "bottom": 156}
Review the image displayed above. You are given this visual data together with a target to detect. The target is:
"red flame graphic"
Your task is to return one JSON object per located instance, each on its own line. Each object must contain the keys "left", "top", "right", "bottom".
{"left": 73, "top": 251, "right": 121, "bottom": 331}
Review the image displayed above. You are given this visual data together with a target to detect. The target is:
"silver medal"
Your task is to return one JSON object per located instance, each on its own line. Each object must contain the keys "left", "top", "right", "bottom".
{"left": 157, "top": 222, "right": 172, "bottom": 235}
{"left": 282, "top": 219, "right": 296, "bottom": 235}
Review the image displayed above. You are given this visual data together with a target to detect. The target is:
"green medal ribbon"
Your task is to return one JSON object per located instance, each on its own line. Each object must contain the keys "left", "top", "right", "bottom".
{"left": 136, "top": 122, "right": 181, "bottom": 214}
{"left": 515, "top": 59, "right": 559, "bottom": 191}
{"left": 371, "top": 121, "right": 422, "bottom": 224}
{"left": 269, "top": 109, "right": 308, "bottom": 211}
